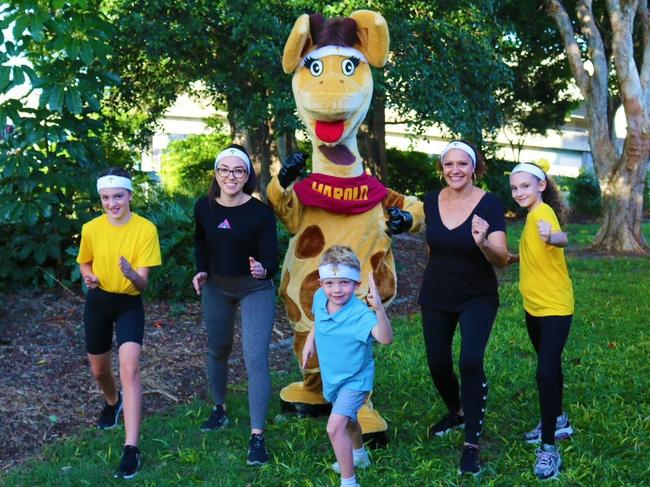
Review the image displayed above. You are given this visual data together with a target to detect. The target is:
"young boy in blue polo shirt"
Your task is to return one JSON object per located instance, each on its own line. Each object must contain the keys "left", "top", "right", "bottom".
{"left": 302, "top": 245, "right": 393, "bottom": 487}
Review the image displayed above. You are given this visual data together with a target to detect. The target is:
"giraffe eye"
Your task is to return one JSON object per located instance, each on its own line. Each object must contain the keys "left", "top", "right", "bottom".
{"left": 342, "top": 57, "right": 360, "bottom": 76}
{"left": 304, "top": 57, "right": 324, "bottom": 77}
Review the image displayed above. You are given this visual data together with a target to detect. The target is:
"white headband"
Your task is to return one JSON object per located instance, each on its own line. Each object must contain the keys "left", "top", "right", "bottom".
{"left": 440, "top": 141, "right": 477, "bottom": 168}
{"left": 301, "top": 45, "right": 368, "bottom": 66}
{"left": 511, "top": 163, "right": 546, "bottom": 181}
{"left": 318, "top": 263, "right": 361, "bottom": 283}
{"left": 97, "top": 175, "right": 133, "bottom": 193}
{"left": 214, "top": 147, "right": 251, "bottom": 171}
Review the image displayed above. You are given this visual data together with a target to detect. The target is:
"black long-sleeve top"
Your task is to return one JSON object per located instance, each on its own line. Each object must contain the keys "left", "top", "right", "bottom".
{"left": 194, "top": 196, "right": 278, "bottom": 279}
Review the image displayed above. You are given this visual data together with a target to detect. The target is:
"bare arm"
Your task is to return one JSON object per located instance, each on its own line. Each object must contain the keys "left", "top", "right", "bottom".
{"left": 301, "top": 327, "right": 316, "bottom": 369}
{"left": 366, "top": 272, "right": 393, "bottom": 345}
{"left": 119, "top": 257, "right": 151, "bottom": 292}
{"left": 471, "top": 214, "right": 509, "bottom": 268}
{"left": 79, "top": 262, "right": 99, "bottom": 289}
{"left": 538, "top": 219, "right": 568, "bottom": 248}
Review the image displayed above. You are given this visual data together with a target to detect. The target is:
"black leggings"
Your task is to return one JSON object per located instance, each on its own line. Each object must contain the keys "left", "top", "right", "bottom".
{"left": 525, "top": 312, "right": 572, "bottom": 445}
{"left": 421, "top": 303, "right": 498, "bottom": 444}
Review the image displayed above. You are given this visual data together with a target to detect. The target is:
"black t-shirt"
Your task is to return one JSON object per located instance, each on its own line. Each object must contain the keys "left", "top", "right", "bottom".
{"left": 418, "top": 190, "right": 506, "bottom": 310}
{"left": 194, "top": 196, "right": 278, "bottom": 278}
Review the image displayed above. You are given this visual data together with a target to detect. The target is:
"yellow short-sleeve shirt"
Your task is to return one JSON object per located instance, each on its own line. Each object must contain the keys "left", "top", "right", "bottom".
{"left": 76, "top": 213, "right": 162, "bottom": 295}
{"left": 519, "top": 203, "right": 574, "bottom": 316}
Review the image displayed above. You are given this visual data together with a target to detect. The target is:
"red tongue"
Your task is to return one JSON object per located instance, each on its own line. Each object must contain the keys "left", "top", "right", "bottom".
{"left": 315, "top": 120, "right": 345, "bottom": 143}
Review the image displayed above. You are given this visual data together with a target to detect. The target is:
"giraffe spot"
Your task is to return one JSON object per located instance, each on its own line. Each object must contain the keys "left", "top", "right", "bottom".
{"left": 295, "top": 225, "right": 326, "bottom": 259}
{"left": 299, "top": 270, "right": 321, "bottom": 321}
{"left": 279, "top": 270, "right": 301, "bottom": 323}
{"left": 370, "top": 251, "right": 396, "bottom": 303}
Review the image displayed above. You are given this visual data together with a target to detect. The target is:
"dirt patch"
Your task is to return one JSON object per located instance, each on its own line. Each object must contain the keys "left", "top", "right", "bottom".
{"left": 0, "top": 232, "right": 427, "bottom": 472}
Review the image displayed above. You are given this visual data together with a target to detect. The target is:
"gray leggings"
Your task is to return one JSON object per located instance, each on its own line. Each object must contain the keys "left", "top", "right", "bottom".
{"left": 201, "top": 275, "right": 275, "bottom": 430}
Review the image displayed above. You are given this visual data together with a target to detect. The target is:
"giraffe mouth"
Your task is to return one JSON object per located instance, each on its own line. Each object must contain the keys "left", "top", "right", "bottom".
{"left": 315, "top": 120, "right": 345, "bottom": 143}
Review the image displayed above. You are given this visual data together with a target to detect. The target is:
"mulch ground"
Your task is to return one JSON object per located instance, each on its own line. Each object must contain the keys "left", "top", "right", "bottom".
{"left": 0, "top": 232, "right": 427, "bottom": 472}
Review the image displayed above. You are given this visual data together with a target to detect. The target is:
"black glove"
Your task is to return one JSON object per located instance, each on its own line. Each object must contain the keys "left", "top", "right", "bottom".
{"left": 278, "top": 152, "right": 308, "bottom": 188}
{"left": 386, "top": 207, "right": 413, "bottom": 235}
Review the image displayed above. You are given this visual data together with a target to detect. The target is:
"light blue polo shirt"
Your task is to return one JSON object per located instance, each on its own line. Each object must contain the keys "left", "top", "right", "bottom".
{"left": 312, "top": 288, "right": 378, "bottom": 403}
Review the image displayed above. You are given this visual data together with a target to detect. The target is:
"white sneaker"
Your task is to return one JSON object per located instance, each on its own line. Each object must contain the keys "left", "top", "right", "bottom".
{"left": 332, "top": 453, "right": 371, "bottom": 474}
{"left": 524, "top": 412, "right": 574, "bottom": 444}
{"left": 534, "top": 444, "right": 563, "bottom": 480}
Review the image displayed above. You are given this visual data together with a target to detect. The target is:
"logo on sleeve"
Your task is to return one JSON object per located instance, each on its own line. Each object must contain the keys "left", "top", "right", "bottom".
{"left": 217, "top": 219, "right": 231, "bottom": 229}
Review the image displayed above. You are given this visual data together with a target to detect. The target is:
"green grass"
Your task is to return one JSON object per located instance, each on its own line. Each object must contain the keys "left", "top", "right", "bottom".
{"left": 3, "top": 225, "right": 650, "bottom": 486}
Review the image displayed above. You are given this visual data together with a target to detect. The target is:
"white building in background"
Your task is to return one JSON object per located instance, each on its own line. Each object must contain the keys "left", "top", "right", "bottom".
{"left": 140, "top": 92, "right": 219, "bottom": 173}
{"left": 142, "top": 92, "right": 594, "bottom": 177}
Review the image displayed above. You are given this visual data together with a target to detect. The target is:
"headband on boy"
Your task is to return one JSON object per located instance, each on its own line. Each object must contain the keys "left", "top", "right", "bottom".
{"left": 214, "top": 147, "right": 252, "bottom": 171}
{"left": 96, "top": 175, "right": 133, "bottom": 193}
{"left": 318, "top": 263, "right": 361, "bottom": 283}
{"left": 510, "top": 163, "right": 546, "bottom": 181}
{"left": 440, "top": 141, "right": 477, "bottom": 168}
{"left": 301, "top": 46, "right": 369, "bottom": 65}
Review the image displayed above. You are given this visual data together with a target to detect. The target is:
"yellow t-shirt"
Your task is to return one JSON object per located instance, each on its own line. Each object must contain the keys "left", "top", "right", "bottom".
{"left": 76, "top": 213, "right": 161, "bottom": 295}
{"left": 519, "top": 203, "right": 574, "bottom": 316}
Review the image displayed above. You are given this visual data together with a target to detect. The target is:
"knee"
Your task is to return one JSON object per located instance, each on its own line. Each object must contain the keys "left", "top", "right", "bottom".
{"left": 459, "top": 355, "right": 483, "bottom": 378}
{"left": 327, "top": 420, "right": 346, "bottom": 439}
{"left": 90, "top": 361, "right": 111, "bottom": 381}
{"left": 208, "top": 343, "right": 232, "bottom": 361}
{"left": 119, "top": 360, "right": 140, "bottom": 385}
{"left": 536, "top": 366, "right": 559, "bottom": 388}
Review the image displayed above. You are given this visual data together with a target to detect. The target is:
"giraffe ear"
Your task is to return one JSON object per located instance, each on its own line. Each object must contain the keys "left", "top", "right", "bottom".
{"left": 349, "top": 10, "right": 389, "bottom": 68}
{"left": 282, "top": 14, "right": 313, "bottom": 73}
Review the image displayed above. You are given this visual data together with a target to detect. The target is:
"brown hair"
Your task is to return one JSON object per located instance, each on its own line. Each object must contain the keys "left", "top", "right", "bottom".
{"left": 208, "top": 143, "right": 257, "bottom": 203}
{"left": 319, "top": 245, "right": 361, "bottom": 271}
{"left": 309, "top": 14, "right": 359, "bottom": 48}
{"left": 518, "top": 163, "right": 567, "bottom": 225}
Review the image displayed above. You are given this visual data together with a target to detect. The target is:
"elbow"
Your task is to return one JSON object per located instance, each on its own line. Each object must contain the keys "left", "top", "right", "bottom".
{"left": 378, "top": 334, "right": 393, "bottom": 345}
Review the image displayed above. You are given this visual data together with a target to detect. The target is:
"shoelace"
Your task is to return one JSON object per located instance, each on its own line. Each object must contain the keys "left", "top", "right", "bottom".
{"left": 537, "top": 450, "right": 556, "bottom": 470}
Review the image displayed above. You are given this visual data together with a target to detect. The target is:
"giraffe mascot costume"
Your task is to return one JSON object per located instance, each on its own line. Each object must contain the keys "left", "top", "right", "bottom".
{"left": 267, "top": 10, "right": 424, "bottom": 443}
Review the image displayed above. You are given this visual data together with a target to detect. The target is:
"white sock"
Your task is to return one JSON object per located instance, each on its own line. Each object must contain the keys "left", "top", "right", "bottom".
{"left": 353, "top": 447, "right": 367, "bottom": 460}
{"left": 341, "top": 475, "right": 357, "bottom": 487}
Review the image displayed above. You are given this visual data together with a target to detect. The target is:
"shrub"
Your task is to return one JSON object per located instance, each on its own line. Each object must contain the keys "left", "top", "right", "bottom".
{"left": 160, "top": 132, "right": 231, "bottom": 197}
{"left": 137, "top": 190, "right": 196, "bottom": 300}
{"left": 386, "top": 148, "right": 441, "bottom": 198}
{"left": 568, "top": 170, "right": 602, "bottom": 221}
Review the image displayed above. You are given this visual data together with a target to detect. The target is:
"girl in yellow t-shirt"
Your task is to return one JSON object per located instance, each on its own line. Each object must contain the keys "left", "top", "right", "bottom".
{"left": 508, "top": 163, "right": 574, "bottom": 481}
{"left": 76, "top": 167, "right": 161, "bottom": 480}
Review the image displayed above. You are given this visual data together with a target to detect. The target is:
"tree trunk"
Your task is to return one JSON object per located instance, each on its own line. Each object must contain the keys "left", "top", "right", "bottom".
{"left": 227, "top": 111, "right": 272, "bottom": 202}
{"left": 545, "top": 0, "right": 649, "bottom": 254}
{"left": 593, "top": 157, "right": 648, "bottom": 252}
{"left": 358, "top": 87, "right": 388, "bottom": 183}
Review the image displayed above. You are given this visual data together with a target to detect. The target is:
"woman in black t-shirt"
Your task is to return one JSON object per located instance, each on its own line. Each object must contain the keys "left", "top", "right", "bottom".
{"left": 418, "top": 140, "right": 508, "bottom": 476}
{"left": 192, "top": 144, "right": 278, "bottom": 466}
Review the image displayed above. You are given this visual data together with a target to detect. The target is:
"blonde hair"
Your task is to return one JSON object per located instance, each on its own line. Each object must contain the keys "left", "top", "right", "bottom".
{"left": 319, "top": 245, "right": 361, "bottom": 271}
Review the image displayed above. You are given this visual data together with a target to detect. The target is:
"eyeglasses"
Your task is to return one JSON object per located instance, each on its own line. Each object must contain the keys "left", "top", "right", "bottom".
{"left": 216, "top": 167, "right": 248, "bottom": 179}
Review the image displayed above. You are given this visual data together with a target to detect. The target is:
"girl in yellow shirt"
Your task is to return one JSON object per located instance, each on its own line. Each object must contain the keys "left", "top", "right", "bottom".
{"left": 76, "top": 167, "right": 161, "bottom": 479}
{"left": 509, "top": 163, "right": 574, "bottom": 481}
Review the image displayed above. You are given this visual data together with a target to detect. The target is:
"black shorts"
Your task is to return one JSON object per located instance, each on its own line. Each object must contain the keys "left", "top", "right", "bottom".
{"left": 84, "top": 288, "right": 145, "bottom": 354}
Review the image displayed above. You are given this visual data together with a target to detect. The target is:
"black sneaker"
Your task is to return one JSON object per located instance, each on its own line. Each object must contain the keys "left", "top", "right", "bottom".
{"left": 246, "top": 433, "right": 269, "bottom": 466}
{"left": 96, "top": 392, "right": 123, "bottom": 430}
{"left": 429, "top": 411, "right": 465, "bottom": 437}
{"left": 200, "top": 405, "right": 229, "bottom": 432}
{"left": 458, "top": 444, "right": 481, "bottom": 476}
{"left": 113, "top": 445, "right": 141, "bottom": 480}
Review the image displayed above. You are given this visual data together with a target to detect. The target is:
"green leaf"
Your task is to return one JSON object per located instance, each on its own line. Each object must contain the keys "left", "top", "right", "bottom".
{"left": 11, "top": 66, "right": 25, "bottom": 87}
{"left": 48, "top": 86, "right": 64, "bottom": 112}
{"left": 65, "top": 89, "right": 83, "bottom": 114}
{"left": 0, "top": 66, "right": 10, "bottom": 90}
{"left": 53, "top": 0, "right": 66, "bottom": 9}
{"left": 79, "top": 43, "right": 93, "bottom": 64}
